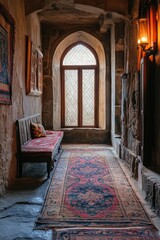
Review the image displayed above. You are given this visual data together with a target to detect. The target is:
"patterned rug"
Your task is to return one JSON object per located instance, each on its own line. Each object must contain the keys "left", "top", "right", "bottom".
{"left": 36, "top": 146, "right": 157, "bottom": 231}
{"left": 52, "top": 227, "right": 160, "bottom": 240}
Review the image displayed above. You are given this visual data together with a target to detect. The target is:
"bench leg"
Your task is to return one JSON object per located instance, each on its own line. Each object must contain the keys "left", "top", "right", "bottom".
{"left": 58, "top": 145, "right": 62, "bottom": 153}
{"left": 18, "top": 160, "right": 23, "bottom": 178}
{"left": 47, "top": 161, "right": 52, "bottom": 178}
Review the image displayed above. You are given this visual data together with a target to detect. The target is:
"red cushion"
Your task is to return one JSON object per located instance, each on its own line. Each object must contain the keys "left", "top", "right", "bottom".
{"left": 30, "top": 123, "right": 46, "bottom": 138}
{"left": 22, "top": 131, "right": 63, "bottom": 153}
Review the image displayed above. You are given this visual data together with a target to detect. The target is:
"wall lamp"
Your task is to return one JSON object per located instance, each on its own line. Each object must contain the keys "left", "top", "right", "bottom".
{"left": 137, "top": 18, "right": 148, "bottom": 51}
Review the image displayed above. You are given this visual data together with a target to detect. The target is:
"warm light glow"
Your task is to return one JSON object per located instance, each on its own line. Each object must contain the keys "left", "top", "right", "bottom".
{"left": 137, "top": 18, "right": 148, "bottom": 50}
{"left": 141, "top": 36, "right": 148, "bottom": 43}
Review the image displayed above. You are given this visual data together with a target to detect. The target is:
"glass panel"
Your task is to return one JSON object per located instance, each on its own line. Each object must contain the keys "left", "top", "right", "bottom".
{"left": 63, "top": 44, "right": 96, "bottom": 66}
{"left": 65, "top": 70, "right": 78, "bottom": 126}
{"left": 82, "top": 69, "right": 95, "bottom": 126}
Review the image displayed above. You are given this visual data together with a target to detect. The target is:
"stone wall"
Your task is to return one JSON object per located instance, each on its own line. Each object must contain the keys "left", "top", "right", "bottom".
{"left": 111, "top": 21, "right": 125, "bottom": 154}
{"left": 120, "top": 0, "right": 160, "bottom": 217}
{"left": 142, "top": 169, "right": 160, "bottom": 216}
{"left": 41, "top": 24, "right": 111, "bottom": 137}
{"left": 0, "top": 0, "right": 42, "bottom": 196}
{"left": 62, "top": 129, "right": 109, "bottom": 144}
{"left": 121, "top": 0, "right": 141, "bottom": 178}
{"left": 115, "top": 21, "right": 125, "bottom": 135}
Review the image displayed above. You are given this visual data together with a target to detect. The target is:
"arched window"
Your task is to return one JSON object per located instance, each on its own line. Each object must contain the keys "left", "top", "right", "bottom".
{"left": 61, "top": 43, "right": 99, "bottom": 128}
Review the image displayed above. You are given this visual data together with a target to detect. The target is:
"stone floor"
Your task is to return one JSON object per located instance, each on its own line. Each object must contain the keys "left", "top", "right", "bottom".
{"left": 0, "top": 145, "right": 160, "bottom": 240}
{"left": 0, "top": 163, "right": 52, "bottom": 240}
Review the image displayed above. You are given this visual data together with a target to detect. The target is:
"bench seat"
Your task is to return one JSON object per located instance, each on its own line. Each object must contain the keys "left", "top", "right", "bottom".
{"left": 22, "top": 131, "right": 63, "bottom": 153}
{"left": 16, "top": 114, "right": 63, "bottom": 178}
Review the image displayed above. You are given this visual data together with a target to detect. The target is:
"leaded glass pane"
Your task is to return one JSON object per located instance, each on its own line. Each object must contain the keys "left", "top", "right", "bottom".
{"left": 65, "top": 70, "right": 78, "bottom": 126}
{"left": 63, "top": 44, "right": 96, "bottom": 66}
{"left": 82, "top": 69, "right": 95, "bottom": 126}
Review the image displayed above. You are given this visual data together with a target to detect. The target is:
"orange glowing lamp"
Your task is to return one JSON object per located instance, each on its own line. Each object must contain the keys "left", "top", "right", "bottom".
{"left": 137, "top": 18, "right": 148, "bottom": 51}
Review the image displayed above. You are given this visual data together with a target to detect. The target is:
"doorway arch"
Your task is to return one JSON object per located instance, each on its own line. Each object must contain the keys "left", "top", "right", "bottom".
{"left": 52, "top": 31, "right": 107, "bottom": 131}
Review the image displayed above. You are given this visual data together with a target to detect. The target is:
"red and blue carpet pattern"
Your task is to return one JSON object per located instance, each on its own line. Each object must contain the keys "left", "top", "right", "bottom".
{"left": 36, "top": 146, "right": 158, "bottom": 233}
{"left": 53, "top": 227, "right": 160, "bottom": 240}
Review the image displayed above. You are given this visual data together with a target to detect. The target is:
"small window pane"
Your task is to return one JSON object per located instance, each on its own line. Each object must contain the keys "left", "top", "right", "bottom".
{"left": 65, "top": 70, "right": 78, "bottom": 126}
{"left": 63, "top": 44, "right": 96, "bottom": 66}
{"left": 82, "top": 69, "right": 95, "bottom": 126}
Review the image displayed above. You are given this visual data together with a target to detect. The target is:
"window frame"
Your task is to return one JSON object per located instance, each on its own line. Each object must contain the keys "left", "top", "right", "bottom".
{"left": 61, "top": 42, "right": 99, "bottom": 128}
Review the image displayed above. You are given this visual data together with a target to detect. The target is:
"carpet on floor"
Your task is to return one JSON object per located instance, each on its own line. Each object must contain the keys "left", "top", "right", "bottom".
{"left": 52, "top": 227, "right": 160, "bottom": 240}
{"left": 36, "top": 146, "right": 158, "bottom": 235}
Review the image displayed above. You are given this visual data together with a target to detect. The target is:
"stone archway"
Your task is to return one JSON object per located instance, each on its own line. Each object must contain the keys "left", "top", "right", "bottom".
{"left": 52, "top": 31, "right": 107, "bottom": 131}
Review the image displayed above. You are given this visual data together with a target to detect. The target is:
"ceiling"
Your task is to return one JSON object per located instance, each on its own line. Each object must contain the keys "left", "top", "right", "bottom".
{"left": 38, "top": 3, "right": 103, "bottom": 26}
{"left": 25, "top": 0, "right": 130, "bottom": 30}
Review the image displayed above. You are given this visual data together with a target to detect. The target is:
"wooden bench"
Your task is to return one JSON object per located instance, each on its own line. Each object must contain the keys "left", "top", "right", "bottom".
{"left": 16, "top": 114, "right": 63, "bottom": 178}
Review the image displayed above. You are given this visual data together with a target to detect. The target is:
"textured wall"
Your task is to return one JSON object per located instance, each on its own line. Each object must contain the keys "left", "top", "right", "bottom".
{"left": 115, "top": 21, "right": 124, "bottom": 135}
{"left": 42, "top": 25, "right": 110, "bottom": 133}
{"left": 0, "top": 0, "right": 42, "bottom": 196}
{"left": 120, "top": 0, "right": 142, "bottom": 186}
{"left": 120, "top": 0, "right": 160, "bottom": 217}
{"left": 121, "top": 0, "right": 141, "bottom": 165}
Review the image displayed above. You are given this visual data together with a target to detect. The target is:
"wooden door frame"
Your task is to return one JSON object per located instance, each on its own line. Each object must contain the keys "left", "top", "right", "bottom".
{"left": 61, "top": 66, "right": 99, "bottom": 128}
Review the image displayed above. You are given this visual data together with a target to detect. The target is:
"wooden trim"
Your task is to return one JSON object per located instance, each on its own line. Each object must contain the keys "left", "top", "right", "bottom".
{"left": 61, "top": 69, "right": 65, "bottom": 128}
{"left": 60, "top": 42, "right": 99, "bottom": 128}
{"left": 0, "top": 3, "right": 15, "bottom": 104}
{"left": 95, "top": 66, "right": 99, "bottom": 127}
{"left": 25, "top": 36, "right": 43, "bottom": 96}
{"left": 78, "top": 68, "right": 82, "bottom": 126}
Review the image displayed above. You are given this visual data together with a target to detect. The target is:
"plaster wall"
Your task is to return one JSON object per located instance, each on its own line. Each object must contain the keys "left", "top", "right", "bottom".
{"left": 0, "top": 0, "right": 42, "bottom": 196}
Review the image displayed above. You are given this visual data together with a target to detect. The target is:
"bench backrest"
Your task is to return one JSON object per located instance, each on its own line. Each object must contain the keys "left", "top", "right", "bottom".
{"left": 16, "top": 114, "right": 41, "bottom": 148}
